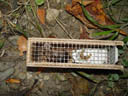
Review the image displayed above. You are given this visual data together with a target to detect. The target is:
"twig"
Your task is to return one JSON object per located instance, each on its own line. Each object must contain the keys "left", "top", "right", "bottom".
{"left": 84, "top": 25, "right": 89, "bottom": 33}
{"left": 6, "top": 18, "right": 16, "bottom": 27}
{"left": 7, "top": 6, "right": 22, "bottom": 16}
{"left": 120, "top": 23, "right": 128, "bottom": 29}
{"left": 89, "top": 79, "right": 107, "bottom": 96}
{"left": 0, "top": 50, "right": 5, "bottom": 57}
{"left": 55, "top": 18, "right": 73, "bottom": 39}
{"left": 46, "top": 0, "right": 50, "bottom": 9}
{"left": 118, "top": 1, "right": 125, "bottom": 21}
{"left": 29, "top": 0, "right": 46, "bottom": 37}
{"left": 17, "top": 0, "right": 30, "bottom": 5}
{"left": 7, "top": 22, "right": 17, "bottom": 36}
{"left": 25, "top": 79, "right": 39, "bottom": 96}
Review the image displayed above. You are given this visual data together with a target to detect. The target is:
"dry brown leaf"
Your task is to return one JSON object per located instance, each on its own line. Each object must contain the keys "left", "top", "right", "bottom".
{"left": 17, "top": 36, "right": 27, "bottom": 56}
{"left": 80, "top": 26, "right": 90, "bottom": 39}
{"left": 70, "top": 77, "right": 89, "bottom": 96}
{"left": 66, "top": 4, "right": 82, "bottom": 16}
{"left": 6, "top": 78, "right": 20, "bottom": 84}
{"left": 96, "top": 15, "right": 106, "bottom": 25}
{"left": 66, "top": 0, "right": 114, "bottom": 29}
{"left": 86, "top": 0, "right": 114, "bottom": 25}
{"left": 95, "top": 3, "right": 106, "bottom": 25}
{"left": 66, "top": 0, "right": 93, "bottom": 16}
{"left": 48, "top": 34, "right": 56, "bottom": 38}
{"left": 65, "top": 0, "right": 96, "bottom": 28}
{"left": 37, "top": 8, "right": 45, "bottom": 24}
{"left": 116, "top": 29, "right": 128, "bottom": 36}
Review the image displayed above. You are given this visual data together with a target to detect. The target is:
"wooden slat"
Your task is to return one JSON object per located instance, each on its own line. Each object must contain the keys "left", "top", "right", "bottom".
{"left": 29, "top": 38, "right": 124, "bottom": 46}
{"left": 27, "top": 62, "right": 124, "bottom": 71}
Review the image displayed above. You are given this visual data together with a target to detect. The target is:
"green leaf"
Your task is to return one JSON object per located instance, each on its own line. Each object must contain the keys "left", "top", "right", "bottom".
{"left": 110, "top": 0, "right": 121, "bottom": 5}
{"left": 123, "top": 36, "right": 128, "bottom": 43}
{"left": 104, "top": 24, "right": 120, "bottom": 29}
{"left": 109, "top": 32, "right": 118, "bottom": 40}
{"left": 92, "top": 29, "right": 115, "bottom": 36}
{"left": 118, "top": 49, "right": 124, "bottom": 54}
{"left": 0, "top": 20, "right": 2, "bottom": 29}
{"left": 26, "top": 5, "right": 32, "bottom": 12}
{"left": 120, "top": 72, "right": 128, "bottom": 79}
{"left": 0, "top": 0, "right": 9, "bottom": 5}
{"left": 71, "top": 72, "right": 78, "bottom": 77}
{"left": 0, "top": 40, "right": 5, "bottom": 49}
{"left": 113, "top": 74, "right": 120, "bottom": 81}
{"left": 121, "top": 18, "right": 128, "bottom": 22}
{"left": 15, "top": 25, "right": 28, "bottom": 38}
{"left": 108, "top": 74, "right": 120, "bottom": 81}
{"left": 107, "top": 11, "right": 121, "bottom": 24}
{"left": 35, "top": 0, "right": 45, "bottom": 5}
{"left": 0, "top": 0, "right": 5, "bottom": 1}
{"left": 81, "top": 0, "right": 120, "bottom": 29}
{"left": 122, "top": 59, "right": 128, "bottom": 67}
{"left": 108, "top": 81, "right": 114, "bottom": 88}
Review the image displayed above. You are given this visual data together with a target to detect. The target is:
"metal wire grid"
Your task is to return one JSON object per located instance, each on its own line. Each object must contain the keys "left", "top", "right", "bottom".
{"left": 30, "top": 41, "right": 115, "bottom": 65}
{"left": 108, "top": 46, "right": 117, "bottom": 64}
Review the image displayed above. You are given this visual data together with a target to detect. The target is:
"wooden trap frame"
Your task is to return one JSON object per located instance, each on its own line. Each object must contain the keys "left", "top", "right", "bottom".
{"left": 27, "top": 38, "right": 124, "bottom": 70}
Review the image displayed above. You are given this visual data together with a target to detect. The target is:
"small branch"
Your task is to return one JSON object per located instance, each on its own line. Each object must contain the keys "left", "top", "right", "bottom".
{"left": 55, "top": 18, "right": 73, "bottom": 39}
{"left": 29, "top": 0, "right": 46, "bottom": 37}
{"left": 0, "top": 50, "right": 5, "bottom": 57}
{"left": 46, "top": 0, "right": 50, "bottom": 9}
{"left": 7, "top": 6, "right": 22, "bottom": 16}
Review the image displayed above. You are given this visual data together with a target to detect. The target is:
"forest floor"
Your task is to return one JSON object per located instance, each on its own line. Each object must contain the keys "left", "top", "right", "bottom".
{"left": 0, "top": 0, "right": 128, "bottom": 96}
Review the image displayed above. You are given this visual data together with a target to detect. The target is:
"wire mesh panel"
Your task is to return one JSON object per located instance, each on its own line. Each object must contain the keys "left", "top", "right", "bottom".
{"left": 27, "top": 38, "right": 124, "bottom": 70}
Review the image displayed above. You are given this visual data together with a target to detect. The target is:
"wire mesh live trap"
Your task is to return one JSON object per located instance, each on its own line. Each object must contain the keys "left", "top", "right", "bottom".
{"left": 27, "top": 38, "right": 124, "bottom": 70}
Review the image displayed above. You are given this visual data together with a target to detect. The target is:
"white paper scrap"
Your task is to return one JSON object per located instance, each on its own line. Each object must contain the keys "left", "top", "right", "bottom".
{"left": 72, "top": 48, "right": 108, "bottom": 64}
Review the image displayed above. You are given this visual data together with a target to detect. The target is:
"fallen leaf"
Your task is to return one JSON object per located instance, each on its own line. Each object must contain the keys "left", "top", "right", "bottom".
{"left": 96, "top": 15, "right": 106, "bottom": 25}
{"left": 82, "top": 1, "right": 120, "bottom": 30}
{"left": 65, "top": 1, "right": 96, "bottom": 28}
{"left": 17, "top": 36, "right": 27, "bottom": 56}
{"left": 6, "top": 78, "right": 20, "bottom": 84}
{"left": 66, "top": 4, "right": 82, "bottom": 16}
{"left": 123, "top": 36, "right": 128, "bottom": 43}
{"left": 70, "top": 77, "right": 89, "bottom": 96}
{"left": 80, "top": 26, "right": 90, "bottom": 39}
{"left": 116, "top": 29, "right": 128, "bottom": 36}
{"left": 86, "top": 0, "right": 114, "bottom": 25}
{"left": 0, "top": 39, "right": 5, "bottom": 49}
{"left": 48, "top": 34, "right": 56, "bottom": 38}
{"left": 37, "top": 8, "right": 45, "bottom": 24}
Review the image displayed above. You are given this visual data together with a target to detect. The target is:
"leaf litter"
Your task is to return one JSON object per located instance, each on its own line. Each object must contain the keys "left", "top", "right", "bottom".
{"left": 17, "top": 36, "right": 27, "bottom": 56}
